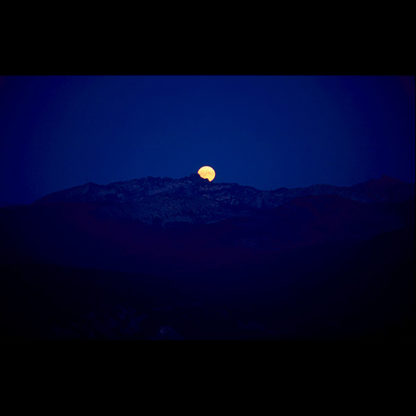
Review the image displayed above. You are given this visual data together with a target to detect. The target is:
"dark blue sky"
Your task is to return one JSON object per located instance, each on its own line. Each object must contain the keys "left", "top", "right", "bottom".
{"left": 0, "top": 75, "right": 414, "bottom": 205}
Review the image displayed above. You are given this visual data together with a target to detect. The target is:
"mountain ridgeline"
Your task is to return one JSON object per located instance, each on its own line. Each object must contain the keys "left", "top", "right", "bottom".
{"left": 35, "top": 174, "right": 414, "bottom": 225}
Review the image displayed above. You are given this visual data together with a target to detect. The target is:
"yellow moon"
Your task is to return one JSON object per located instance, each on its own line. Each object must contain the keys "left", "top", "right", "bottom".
{"left": 198, "top": 166, "right": 216, "bottom": 182}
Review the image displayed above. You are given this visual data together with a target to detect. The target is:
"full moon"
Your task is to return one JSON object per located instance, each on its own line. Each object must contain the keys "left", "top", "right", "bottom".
{"left": 198, "top": 166, "right": 216, "bottom": 182}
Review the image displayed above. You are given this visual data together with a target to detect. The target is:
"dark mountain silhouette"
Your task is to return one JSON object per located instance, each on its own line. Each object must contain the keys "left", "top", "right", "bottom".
{"left": 34, "top": 174, "right": 414, "bottom": 224}
{"left": 0, "top": 175, "right": 414, "bottom": 340}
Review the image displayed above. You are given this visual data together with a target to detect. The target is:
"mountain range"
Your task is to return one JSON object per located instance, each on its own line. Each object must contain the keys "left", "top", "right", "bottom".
{"left": 0, "top": 175, "right": 414, "bottom": 340}
{"left": 35, "top": 174, "right": 414, "bottom": 225}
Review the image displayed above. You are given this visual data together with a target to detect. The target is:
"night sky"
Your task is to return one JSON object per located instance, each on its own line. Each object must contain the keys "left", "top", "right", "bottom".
{"left": 0, "top": 75, "right": 414, "bottom": 206}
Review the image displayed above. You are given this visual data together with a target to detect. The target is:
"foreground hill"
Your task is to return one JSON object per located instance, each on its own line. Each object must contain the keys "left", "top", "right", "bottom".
{"left": 0, "top": 227, "right": 414, "bottom": 340}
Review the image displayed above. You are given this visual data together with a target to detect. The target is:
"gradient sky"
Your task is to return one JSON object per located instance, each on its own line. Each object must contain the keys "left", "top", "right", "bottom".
{"left": 0, "top": 75, "right": 414, "bottom": 205}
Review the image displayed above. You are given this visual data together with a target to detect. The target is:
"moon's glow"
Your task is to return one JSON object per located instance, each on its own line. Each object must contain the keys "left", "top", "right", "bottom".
{"left": 198, "top": 166, "right": 216, "bottom": 182}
